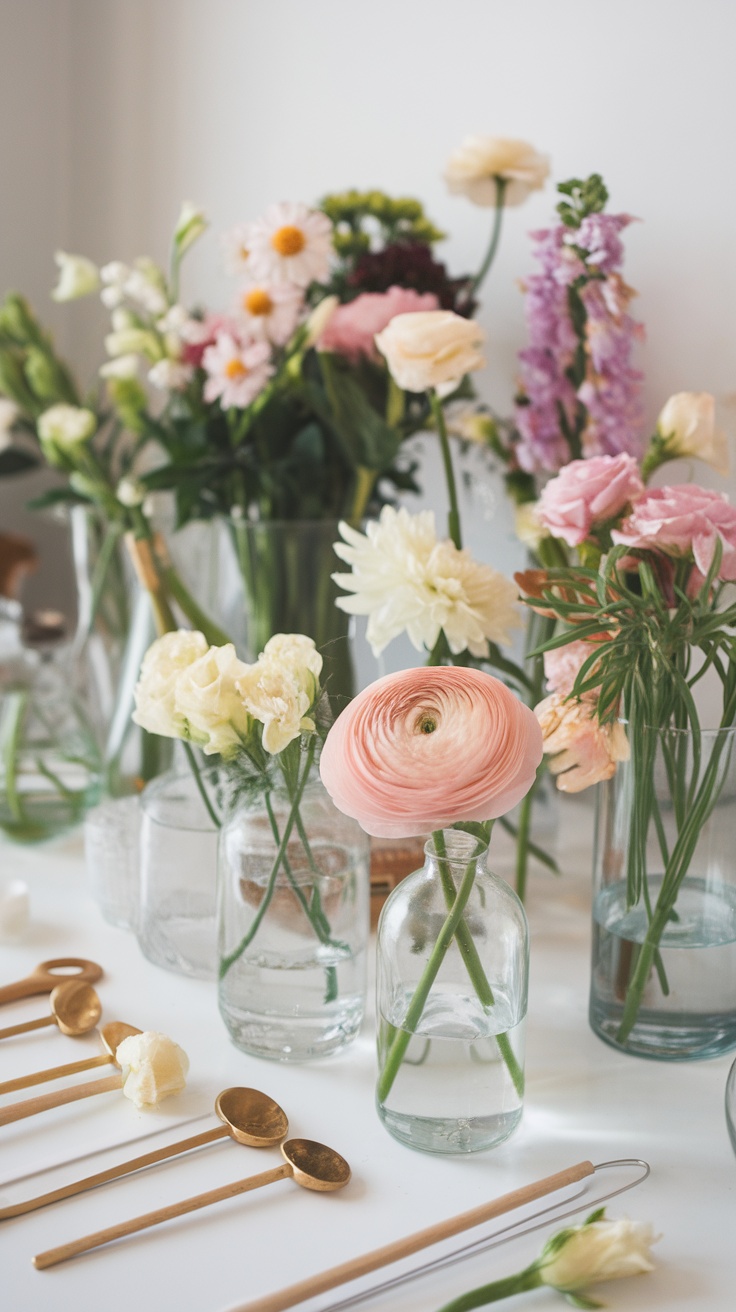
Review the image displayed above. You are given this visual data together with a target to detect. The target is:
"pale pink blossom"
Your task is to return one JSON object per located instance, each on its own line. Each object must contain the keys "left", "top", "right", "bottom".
{"left": 612, "top": 483, "right": 736, "bottom": 580}
{"left": 320, "top": 666, "right": 543, "bottom": 838}
{"left": 244, "top": 202, "right": 333, "bottom": 288}
{"left": 319, "top": 286, "right": 440, "bottom": 363}
{"left": 180, "top": 313, "right": 236, "bottom": 368}
{"left": 535, "top": 694, "right": 629, "bottom": 793}
{"left": 537, "top": 453, "right": 644, "bottom": 546}
{"left": 543, "top": 639, "right": 602, "bottom": 696}
{"left": 235, "top": 281, "right": 304, "bottom": 345}
{"left": 202, "top": 332, "right": 273, "bottom": 409}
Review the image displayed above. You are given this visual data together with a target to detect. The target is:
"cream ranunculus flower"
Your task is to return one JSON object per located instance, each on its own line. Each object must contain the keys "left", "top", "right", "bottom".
{"left": 333, "top": 506, "right": 521, "bottom": 658}
{"left": 173, "top": 643, "right": 254, "bottom": 757}
{"left": 37, "top": 404, "right": 97, "bottom": 464}
{"left": 375, "top": 310, "right": 485, "bottom": 396}
{"left": 51, "top": 251, "right": 100, "bottom": 301}
{"left": 444, "top": 135, "right": 550, "bottom": 207}
{"left": 538, "top": 1214, "right": 658, "bottom": 1293}
{"left": 132, "top": 630, "right": 209, "bottom": 741}
{"left": 657, "top": 391, "right": 728, "bottom": 474}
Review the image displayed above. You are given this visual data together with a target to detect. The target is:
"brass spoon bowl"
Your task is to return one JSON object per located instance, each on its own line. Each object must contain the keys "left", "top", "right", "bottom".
{"left": 0, "top": 980, "right": 101, "bottom": 1042}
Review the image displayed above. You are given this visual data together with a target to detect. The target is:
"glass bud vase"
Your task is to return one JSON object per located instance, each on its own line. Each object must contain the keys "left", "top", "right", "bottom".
{"left": 136, "top": 766, "right": 225, "bottom": 978}
{"left": 376, "top": 831, "right": 529, "bottom": 1155}
{"left": 590, "top": 723, "right": 736, "bottom": 1060}
{"left": 217, "top": 777, "right": 370, "bottom": 1061}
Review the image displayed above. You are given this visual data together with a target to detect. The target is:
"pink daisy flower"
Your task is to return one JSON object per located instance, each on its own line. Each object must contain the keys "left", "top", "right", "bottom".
{"left": 235, "top": 281, "right": 304, "bottom": 345}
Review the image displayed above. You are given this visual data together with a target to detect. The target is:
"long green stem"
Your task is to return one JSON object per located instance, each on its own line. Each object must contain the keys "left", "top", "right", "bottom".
{"left": 514, "top": 786, "right": 534, "bottom": 904}
{"left": 182, "top": 742, "right": 221, "bottom": 829}
{"left": 435, "top": 1266, "right": 541, "bottom": 1312}
{"left": 469, "top": 178, "right": 508, "bottom": 296}
{"left": 429, "top": 390, "right": 462, "bottom": 550}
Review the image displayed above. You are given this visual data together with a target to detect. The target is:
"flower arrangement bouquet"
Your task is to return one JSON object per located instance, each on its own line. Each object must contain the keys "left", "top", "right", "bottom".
{"left": 521, "top": 408, "right": 736, "bottom": 1055}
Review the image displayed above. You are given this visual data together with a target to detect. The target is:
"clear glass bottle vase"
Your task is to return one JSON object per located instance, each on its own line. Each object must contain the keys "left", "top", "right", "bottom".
{"left": 217, "top": 776, "right": 370, "bottom": 1061}
{"left": 376, "top": 831, "right": 529, "bottom": 1154}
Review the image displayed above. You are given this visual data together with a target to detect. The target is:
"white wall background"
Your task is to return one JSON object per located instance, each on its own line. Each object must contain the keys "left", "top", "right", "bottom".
{"left": 1, "top": 0, "right": 735, "bottom": 619}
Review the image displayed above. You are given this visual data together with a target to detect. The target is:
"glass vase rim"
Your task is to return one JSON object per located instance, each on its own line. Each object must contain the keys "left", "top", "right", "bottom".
{"left": 423, "top": 829, "right": 489, "bottom": 864}
{"left": 616, "top": 717, "right": 736, "bottom": 740}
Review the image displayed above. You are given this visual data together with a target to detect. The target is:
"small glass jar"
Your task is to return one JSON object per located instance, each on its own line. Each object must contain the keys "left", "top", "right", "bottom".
{"left": 84, "top": 794, "right": 141, "bottom": 930}
{"left": 376, "top": 830, "right": 529, "bottom": 1154}
{"left": 136, "top": 766, "right": 225, "bottom": 978}
{"left": 217, "top": 777, "right": 370, "bottom": 1061}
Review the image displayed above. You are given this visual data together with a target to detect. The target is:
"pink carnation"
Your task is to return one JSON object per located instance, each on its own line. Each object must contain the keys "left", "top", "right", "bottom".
{"left": 319, "top": 666, "right": 542, "bottom": 838}
{"left": 611, "top": 483, "right": 736, "bottom": 580}
{"left": 319, "top": 286, "right": 440, "bottom": 364}
{"left": 537, "top": 453, "right": 644, "bottom": 547}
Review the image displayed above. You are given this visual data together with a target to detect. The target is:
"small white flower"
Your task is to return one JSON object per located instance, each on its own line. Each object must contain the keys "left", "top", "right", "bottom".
{"left": 51, "top": 252, "right": 100, "bottom": 301}
{"left": 173, "top": 643, "right": 254, "bottom": 756}
{"left": 122, "top": 260, "right": 168, "bottom": 316}
{"left": 148, "top": 359, "right": 194, "bottom": 391}
{"left": 514, "top": 501, "right": 547, "bottom": 551}
{"left": 202, "top": 332, "right": 273, "bottom": 409}
{"left": 245, "top": 202, "right": 334, "bottom": 288}
{"left": 656, "top": 391, "right": 728, "bottom": 475}
{"left": 105, "top": 327, "right": 162, "bottom": 360}
{"left": 235, "top": 634, "right": 322, "bottom": 755}
{"left": 100, "top": 261, "right": 129, "bottom": 285}
{"left": 235, "top": 281, "right": 304, "bottom": 345}
{"left": 116, "top": 477, "right": 146, "bottom": 507}
{"left": 333, "top": 506, "right": 521, "bottom": 658}
{"left": 172, "top": 201, "right": 208, "bottom": 257}
{"left": 132, "top": 630, "right": 209, "bottom": 741}
{"left": 99, "top": 354, "right": 140, "bottom": 379}
{"left": 445, "top": 135, "right": 550, "bottom": 207}
{"left": 37, "top": 404, "right": 96, "bottom": 452}
{"left": 101, "top": 285, "right": 125, "bottom": 309}
{"left": 539, "top": 1214, "right": 658, "bottom": 1293}
{"left": 222, "top": 222, "right": 254, "bottom": 277}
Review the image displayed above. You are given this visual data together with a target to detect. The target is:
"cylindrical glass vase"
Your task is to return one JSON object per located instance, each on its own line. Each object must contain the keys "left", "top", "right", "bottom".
{"left": 137, "top": 767, "right": 224, "bottom": 978}
{"left": 376, "top": 831, "right": 529, "bottom": 1155}
{"left": 591, "top": 723, "right": 736, "bottom": 1059}
{"left": 217, "top": 778, "right": 370, "bottom": 1061}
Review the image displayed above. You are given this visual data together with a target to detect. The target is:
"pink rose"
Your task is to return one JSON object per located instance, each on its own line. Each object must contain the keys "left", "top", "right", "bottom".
{"left": 611, "top": 483, "right": 736, "bottom": 580}
{"left": 319, "top": 286, "right": 440, "bottom": 364}
{"left": 319, "top": 666, "right": 542, "bottom": 838}
{"left": 535, "top": 693, "right": 629, "bottom": 793}
{"left": 537, "top": 454, "right": 644, "bottom": 547}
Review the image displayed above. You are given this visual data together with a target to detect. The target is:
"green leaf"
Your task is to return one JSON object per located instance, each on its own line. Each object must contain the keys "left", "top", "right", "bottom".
{"left": 318, "top": 353, "right": 401, "bottom": 470}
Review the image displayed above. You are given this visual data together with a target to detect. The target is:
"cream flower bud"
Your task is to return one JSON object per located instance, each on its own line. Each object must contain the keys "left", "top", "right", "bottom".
{"left": 305, "top": 295, "right": 339, "bottom": 348}
{"left": 100, "top": 354, "right": 140, "bottom": 379}
{"left": 105, "top": 328, "right": 162, "bottom": 360}
{"left": 37, "top": 404, "right": 96, "bottom": 454}
{"left": 514, "top": 501, "right": 547, "bottom": 551}
{"left": 375, "top": 310, "right": 485, "bottom": 396}
{"left": 132, "top": 630, "right": 210, "bottom": 740}
{"left": 51, "top": 251, "right": 100, "bottom": 301}
{"left": 656, "top": 391, "right": 728, "bottom": 474}
{"left": 116, "top": 477, "right": 146, "bottom": 507}
{"left": 445, "top": 135, "right": 550, "bottom": 207}
{"left": 115, "top": 1031, "right": 189, "bottom": 1109}
{"left": 539, "top": 1215, "right": 658, "bottom": 1292}
{"left": 173, "top": 201, "right": 208, "bottom": 257}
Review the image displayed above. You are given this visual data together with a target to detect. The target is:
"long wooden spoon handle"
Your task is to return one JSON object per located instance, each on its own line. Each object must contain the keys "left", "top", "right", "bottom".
{"left": 0, "top": 1125, "right": 227, "bottom": 1220}
{"left": 0, "top": 1052, "right": 112, "bottom": 1095}
{"left": 0, "top": 1073, "right": 122, "bottom": 1127}
{"left": 34, "top": 1163, "right": 292, "bottom": 1268}
{"left": 0, "top": 1015, "right": 54, "bottom": 1040}
{"left": 229, "top": 1160, "right": 596, "bottom": 1312}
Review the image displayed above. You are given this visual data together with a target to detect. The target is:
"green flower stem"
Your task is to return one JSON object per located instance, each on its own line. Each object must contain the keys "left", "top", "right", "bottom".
{"left": 182, "top": 742, "right": 221, "bottom": 830}
{"left": 469, "top": 178, "right": 508, "bottom": 297}
{"left": 2, "top": 692, "right": 27, "bottom": 824}
{"left": 435, "top": 1265, "right": 542, "bottom": 1311}
{"left": 514, "top": 785, "right": 534, "bottom": 905}
{"left": 433, "top": 829, "right": 524, "bottom": 1097}
{"left": 376, "top": 834, "right": 480, "bottom": 1103}
{"left": 157, "top": 560, "right": 231, "bottom": 647}
{"left": 430, "top": 390, "right": 462, "bottom": 550}
{"left": 218, "top": 738, "right": 316, "bottom": 979}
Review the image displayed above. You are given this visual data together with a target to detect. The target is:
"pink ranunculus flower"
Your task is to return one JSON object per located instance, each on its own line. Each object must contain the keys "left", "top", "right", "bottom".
{"left": 611, "top": 483, "right": 736, "bottom": 580}
{"left": 319, "top": 666, "right": 543, "bottom": 838}
{"left": 319, "top": 286, "right": 440, "bottom": 364}
{"left": 535, "top": 693, "right": 629, "bottom": 793}
{"left": 537, "top": 453, "right": 644, "bottom": 547}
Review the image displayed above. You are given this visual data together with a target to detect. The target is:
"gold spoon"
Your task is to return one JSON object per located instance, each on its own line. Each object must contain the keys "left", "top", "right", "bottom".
{"left": 0, "top": 980, "right": 102, "bottom": 1043}
{"left": 0, "top": 957, "right": 103, "bottom": 1006}
{"left": 0, "top": 1023, "right": 140, "bottom": 1126}
{"left": 34, "top": 1138, "right": 351, "bottom": 1269}
{"left": 0, "top": 1020, "right": 135, "bottom": 1097}
{"left": 0, "top": 1088, "right": 288, "bottom": 1221}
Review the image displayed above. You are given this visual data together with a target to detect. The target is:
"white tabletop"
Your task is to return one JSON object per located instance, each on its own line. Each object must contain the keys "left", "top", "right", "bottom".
{"left": 0, "top": 799, "right": 733, "bottom": 1312}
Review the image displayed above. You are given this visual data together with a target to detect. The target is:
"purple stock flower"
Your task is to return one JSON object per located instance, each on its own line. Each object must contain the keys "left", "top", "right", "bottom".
{"left": 513, "top": 210, "right": 644, "bottom": 475}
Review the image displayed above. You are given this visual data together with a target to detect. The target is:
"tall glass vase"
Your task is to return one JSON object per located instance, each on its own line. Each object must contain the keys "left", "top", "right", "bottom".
{"left": 376, "top": 831, "right": 529, "bottom": 1154}
{"left": 590, "top": 723, "right": 736, "bottom": 1059}
{"left": 225, "top": 519, "right": 355, "bottom": 714}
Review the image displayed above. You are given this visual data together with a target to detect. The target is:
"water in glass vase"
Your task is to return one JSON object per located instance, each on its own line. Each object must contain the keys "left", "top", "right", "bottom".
{"left": 591, "top": 877, "right": 736, "bottom": 1059}
{"left": 376, "top": 989, "right": 525, "bottom": 1154}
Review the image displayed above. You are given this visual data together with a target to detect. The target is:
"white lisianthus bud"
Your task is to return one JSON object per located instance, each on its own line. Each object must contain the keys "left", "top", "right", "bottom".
{"left": 538, "top": 1215, "right": 658, "bottom": 1292}
{"left": 37, "top": 404, "right": 97, "bottom": 457}
{"left": 656, "top": 391, "right": 728, "bottom": 474}
{"left": 51, "top": 251, "right": 100, "bottom": 301}
{"left": 115, "top": 1031, "right": 189, "bottom": 1109}
{"left": 105, "top": 328, "right": 162, "bottom": 360}
{"left": 173, "top": 201, "right": 208, "bottom": 257}
{"left": 101, "top": 285, "right": 125, "bottom": 309}
{"left": 99, "top": 354, "right": 140, "bottom": 379}
{"left": 116, "top": 477, "right": 146, "bottom": 507}
{"left": 445, "top": 135, "right": 550, "bottom": 207}
{"left": 148, "top": 359, "right": 193, "bottom": 391}
{"left": 305, "top": 295, "right": 339, "bottom": 348}
{"left": 173, "top": 643, "right": 254, "bottom": 757}
{"left": 100, "top": 261, "right": 130, "bottom": 285}
{"left": 111, "top": 307, "right": 138, "bottom": 332}
{"left": 132, "top": 630, "right": 210, "bottom": 741}
{"left": 375, "top": 310, "right": 485, "bottom": 397}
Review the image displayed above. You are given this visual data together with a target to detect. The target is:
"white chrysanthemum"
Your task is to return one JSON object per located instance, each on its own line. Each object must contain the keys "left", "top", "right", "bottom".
{"left": 202, "top": 332, "right": 273, "bottom": 409}
{"left": 333, "top": 506, "right": 521, "bottom": 658}
{"left": 244, "top": 202, "right": 333, "bottom": 288}
{"left": 235, "top": 281, "right": 304, "bottom": 345}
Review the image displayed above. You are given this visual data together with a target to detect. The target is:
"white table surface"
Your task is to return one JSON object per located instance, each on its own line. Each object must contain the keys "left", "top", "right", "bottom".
{"left": 0, "top": 798, "right": 733, "bottom": 1312}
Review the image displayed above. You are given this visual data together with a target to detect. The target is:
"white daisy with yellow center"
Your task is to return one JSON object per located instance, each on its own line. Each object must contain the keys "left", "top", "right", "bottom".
{"left": 236, "top": 280, "right": 304, "bottom": 345}
{"left": 244, "top": 201, "right": 333, "bottom": 288}
{"left": 202, "top": 331, "right": 274, "bottom": 410}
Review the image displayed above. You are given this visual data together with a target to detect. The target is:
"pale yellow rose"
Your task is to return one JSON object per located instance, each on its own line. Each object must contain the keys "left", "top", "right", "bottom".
{"left": 174, "top": 643, "right": 254, "bottom": 756}
{"left": 375, "top": 310, "right": 485, "bottom": 396}
{"left": 540, "top": 1216, "right": 658, "bottom": 1291}
{"left": 445, "top": 135, "right": 550, "bottom": 207}
{"left": 657, "top": 391, "right": 728, "bottom": 474}
{"left": 132, "top": 630, "right": 209, "bottom": 740}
